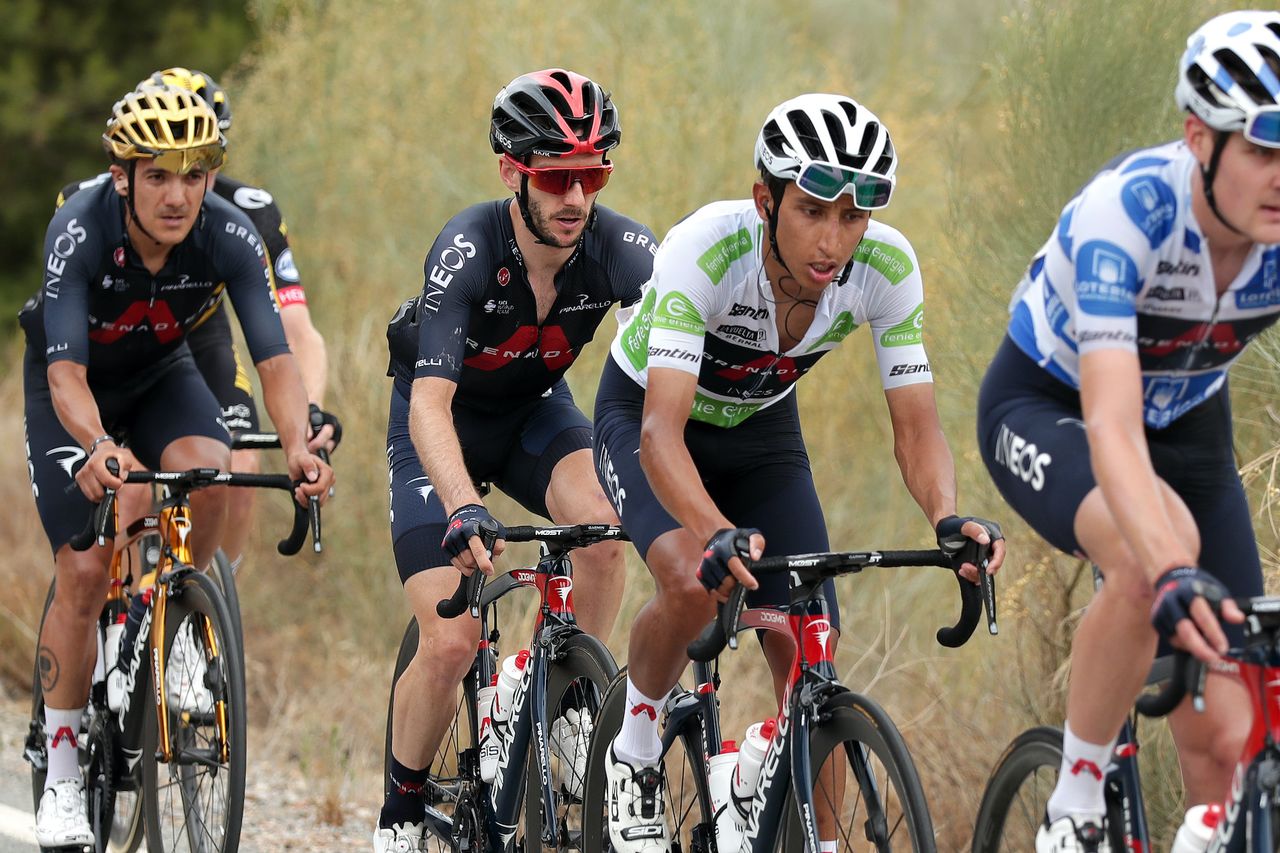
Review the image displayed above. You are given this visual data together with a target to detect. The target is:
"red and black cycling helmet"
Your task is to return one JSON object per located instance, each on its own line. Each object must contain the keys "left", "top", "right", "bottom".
{"left": 489, "top": 69, "right": 621, "bottom": 160}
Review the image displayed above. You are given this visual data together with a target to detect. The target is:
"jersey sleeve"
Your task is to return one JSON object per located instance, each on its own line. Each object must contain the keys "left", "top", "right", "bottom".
{"left": 642, "top": 219, "right": 733, "bottom": 376}
{"left": 1066, "top": 172, "right": 1166, "bottom": 357}
{"left": 599, "top": 209, "right": 659, "bottom": 307}
{"left": 861, "top": 233, "right": 932, "bottom": 389}
{"left": 230, "top": 185, "right": 307, "bottom": 310}
{"left": 413, "top": 217, "right": 487, "bottom": 384}
{"left": 217, "top": 210, "right": 291, "bottom": 364}
{"left": 41, "top": 205, "right": 103, "bottom": 366}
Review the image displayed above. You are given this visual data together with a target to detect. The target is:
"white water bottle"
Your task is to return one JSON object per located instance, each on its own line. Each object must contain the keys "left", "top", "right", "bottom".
{"left": 708, "top": 741, "right": 743, "bottom": 852}
{"left": 1171, "top": 803, "right": 1222, "bottom": 853}
{"left": 105, "top": 613, "right": 127, "bottom": 712}
{"left": 477, "top": 675, "right": 499, "bottom": 782}
{"left": 491, "top": 649, "right": 530, "bottom": 735}
{"left": 731, "top": 718, "right": 776, "bottom": 818}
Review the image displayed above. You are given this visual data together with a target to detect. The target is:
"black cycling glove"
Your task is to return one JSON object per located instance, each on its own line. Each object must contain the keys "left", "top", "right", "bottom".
{"left": 935, "top": 515, "right": 1004, "bottom": 572}
{"left": 441, "top": 504, "right": 505, "bottom": 560}
{"left": 308, "top": 403, "right": 344, "bottom": 449}
{"left": 696, "top": 527, "right": 760, "bottom": 592}
{"left": 1150, "top": 566, "right": 1228, "bottom": 639}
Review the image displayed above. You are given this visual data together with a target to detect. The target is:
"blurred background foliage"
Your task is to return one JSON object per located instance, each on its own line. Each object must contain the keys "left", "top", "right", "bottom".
{"left": 1, "top": 0, "right": 1274, "bottom": 845}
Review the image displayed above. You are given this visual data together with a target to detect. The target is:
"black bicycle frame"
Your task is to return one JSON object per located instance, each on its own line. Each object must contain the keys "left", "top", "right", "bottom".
{"left": 420, "top": 546, "right": 583, "bottom": 852}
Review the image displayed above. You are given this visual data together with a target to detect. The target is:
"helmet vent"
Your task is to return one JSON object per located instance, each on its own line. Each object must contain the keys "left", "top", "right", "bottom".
{"left": 785, "top": 109, "right": 827, "bottom": 161}
{"left": 1214, "top": 47, "right": 1272, "bottom": 104}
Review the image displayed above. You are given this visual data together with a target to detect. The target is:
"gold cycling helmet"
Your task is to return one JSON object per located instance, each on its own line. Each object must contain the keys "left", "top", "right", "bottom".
{"left": 102, "top": 84, "right": 225, "bottom": 174}
{"left": 147, "top": 66, "right": 232, "bottom": 131}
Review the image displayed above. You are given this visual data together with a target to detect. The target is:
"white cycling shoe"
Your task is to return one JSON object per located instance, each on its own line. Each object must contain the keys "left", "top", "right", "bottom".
{"left": 1036, "top": 813, "right": 1110, "bottom": 852}
{"left": 605, "top": 744, "right": 671, "bottom": 852}
{"left": 550, "top": 708, "right": 592, "bottom": 798}
{"left": 167, "top": 622, "right": 215, "bottom": 714}
{"left": 372, "top": 819, "right": 426, "bottom": 852}
{"left": 35, "top": 777, "right": 94, "bottom": 849}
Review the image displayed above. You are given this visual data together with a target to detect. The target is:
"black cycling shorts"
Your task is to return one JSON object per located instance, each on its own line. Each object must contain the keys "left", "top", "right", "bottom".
{"left": 977, "top": 336, "right": 1262, "bottom": 644}
{"left": 188, "top": 307, "right": 260, "bottom": 434}
{"left": 386, "top": 378, "right": 593, "bottom": 583}
{"left": 592, "top": 358, "right": 840, "bottom": 630}
{"left": 24, "top": 344, "right": 231, "bottom": 554}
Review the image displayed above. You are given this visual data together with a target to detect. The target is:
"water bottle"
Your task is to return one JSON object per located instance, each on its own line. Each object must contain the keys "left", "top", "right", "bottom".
{"left": 1170, "top": 803, "right": 1222, "bottom": 853}
{"left": 731, "top": 718, "right": 776, "bottom": 818}
{"left": 477, "top": 675, "right": 500, "bottom": 782}
{"left": 111, "top": 590, "right": 152, "bottom": 713}
{"left": 104, "top": 613, "right": 126, "bottom": 712}
{"left": 491, "top": 649, "right": 530, "bottom": 736}
{"left": 708, "top": 741, "right": 743, "bottom": 852}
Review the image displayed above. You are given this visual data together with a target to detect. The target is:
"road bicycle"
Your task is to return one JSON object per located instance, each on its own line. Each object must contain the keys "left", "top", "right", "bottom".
{"left": 25, "top": 463, "right": 320, "bottom": 853}
{"left": 972, "top": 595, "right": 1280, "bottom": 852}
{"left": 382, "top": 522, "right": 625, "bottom": 851}
{"left": 580, "top": 542, "right": 999, "bottom": 852}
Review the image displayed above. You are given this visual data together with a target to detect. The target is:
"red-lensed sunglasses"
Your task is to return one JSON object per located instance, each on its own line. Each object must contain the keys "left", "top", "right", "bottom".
{"left": 504, "top": 154, "right": 613, "bottom": 195}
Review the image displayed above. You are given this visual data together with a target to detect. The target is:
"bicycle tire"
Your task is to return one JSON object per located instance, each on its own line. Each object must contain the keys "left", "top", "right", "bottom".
{"left": 142, "top": 570, "right": 246, "bottom": 853}
{"left": 384, "top": 616, "right": 484, "bottom": 852}
{"left": 581, "top": 668, "right": 718, "bottom": 852}
{"left": 970, "top": 726, "right": 1062, "bottom": 853}
{"left": 777, "top": 691, "right": 934, "bottom": 852}
{"left": 29, "top": 580, "right": 145, "bottom": 853}
{"left": 523, "top": 632, "right": 617, "bottom": 851}
{"left": 211, "top": 550, "right": 244, "bottom": 674}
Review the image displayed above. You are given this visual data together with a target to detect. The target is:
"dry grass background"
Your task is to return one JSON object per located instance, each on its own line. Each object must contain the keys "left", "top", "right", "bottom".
{"left": 1, "top": 0, "right": 1276, "bottom": 846}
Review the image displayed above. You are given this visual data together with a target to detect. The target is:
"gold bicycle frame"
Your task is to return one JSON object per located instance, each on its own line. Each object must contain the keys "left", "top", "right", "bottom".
{"left": 108, "top": 496, "right": 230, "bottom": 764}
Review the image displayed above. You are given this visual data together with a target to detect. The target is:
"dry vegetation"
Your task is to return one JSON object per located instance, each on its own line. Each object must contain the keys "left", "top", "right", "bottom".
{"left": 1, "top": 0, "right": 1274, "bottom": 847}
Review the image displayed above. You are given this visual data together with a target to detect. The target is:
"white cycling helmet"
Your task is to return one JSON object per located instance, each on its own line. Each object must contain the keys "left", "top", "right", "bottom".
{"left": 755, "top": 93, "right": 897, "bottom": 208}
{"left": 1176, "top": 10, "right": 1280, "bottom": 145}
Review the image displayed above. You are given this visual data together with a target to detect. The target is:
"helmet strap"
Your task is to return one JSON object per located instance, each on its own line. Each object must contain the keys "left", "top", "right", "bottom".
{"left": 1202, "top": 131, "right": 1248, "bottom": 238}
{"left": 125, "top": 161, "right": 163, "bottom": 245}
{"left": 765, "top": 179, "right": 793, "bottom": 276}
{"left": 516, "top": 174, "right": 555, "bottom": 246}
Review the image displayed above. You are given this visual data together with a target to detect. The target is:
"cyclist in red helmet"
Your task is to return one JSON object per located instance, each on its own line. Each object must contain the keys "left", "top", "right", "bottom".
{"left": 377, "top": 69, "right": 656, "bottom": 852}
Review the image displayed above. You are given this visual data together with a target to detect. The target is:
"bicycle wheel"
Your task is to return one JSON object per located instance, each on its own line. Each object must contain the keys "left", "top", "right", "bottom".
{"left": 384, "top": 616, "right": 484, "bottom": 852}
{"left": 210, "top": 550, "right": 243, "bottom": 673}
{"left": 970, "top": 726, "right": 1062, "bottom": 853}
{"left": 581, "top": 668, "right": 718, "bottom": 852}
{"left": 142, "top": 570, "right": 246, "bottom": 853}
{"left": 777, "top": 692, "right": 934, "bottom": 852}
{"left": 524, "top": 632, "right": 617, "bottom": 851}
{"left": 29, "top": 580, "right": 145, "bottom": 853}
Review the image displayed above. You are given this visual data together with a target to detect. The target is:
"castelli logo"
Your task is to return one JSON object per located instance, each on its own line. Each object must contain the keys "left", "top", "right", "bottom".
{"left": 114, "top": 247, "right": 125, "bottom": 267}
{"left": 497, "top": 267, "right": 511, "bottom": 286}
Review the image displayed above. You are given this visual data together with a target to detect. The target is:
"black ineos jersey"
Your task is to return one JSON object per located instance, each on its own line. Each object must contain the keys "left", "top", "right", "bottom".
{"left": 20, "top": 177, "right": 289, "bottom": 385}
{"left": 386, "top": 199, "right": 658, "bottom": 412}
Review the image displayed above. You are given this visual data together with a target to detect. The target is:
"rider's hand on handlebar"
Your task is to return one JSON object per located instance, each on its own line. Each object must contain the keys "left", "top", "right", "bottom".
{"left": 75, "top": 441, "right": 140, "bottom": 502}
{"left": 1151, "top": 566, "right": 1244, "bottom": 663}
{"left": 286, "top": 449, "right": 334, "bottom": 506}
{"left": 442, "top": 504, "right": 506, "bottom": 576}
{"left": 697, "top": 527, "right": 763, "bottom": 603}
{"left": 307, "top": 403, "right": 342, "bottom": 454}
{"left": 935, "top": 515, "right": 1006, "bottom": 583}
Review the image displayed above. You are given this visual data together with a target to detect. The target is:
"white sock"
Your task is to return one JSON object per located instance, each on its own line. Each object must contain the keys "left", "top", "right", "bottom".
{"left": 44, "top": 705, "right": 84, "bottom": 787}
{"left": 612, "top": 678, "right": 664, "bottom": 767}
{"left": 819, "top": 842, "right": 838, "bottom": 853}
{"left": 1046, "top": 722, "right": 1114, "bottom": 822}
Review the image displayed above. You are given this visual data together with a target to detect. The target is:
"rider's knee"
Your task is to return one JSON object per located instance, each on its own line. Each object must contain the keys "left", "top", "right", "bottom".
{"left": 1097, "top": 559, "right": 1157, "bottom": 611}
{"left": 415, "top": 620, "right": 480, "bottom": 683}
{"left": 53, "top": 555, "right": 110, "bottom": 617}
{"left": 231, "top": 448, "right": 260, "bottom": 475}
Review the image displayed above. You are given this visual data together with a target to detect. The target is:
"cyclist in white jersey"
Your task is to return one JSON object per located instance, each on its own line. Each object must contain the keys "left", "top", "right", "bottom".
{"left": 976, "top": 11, "right": 1280, "bottom": 851}
{"left": 594, "top": 93, "right": 1004, "bottom": 852}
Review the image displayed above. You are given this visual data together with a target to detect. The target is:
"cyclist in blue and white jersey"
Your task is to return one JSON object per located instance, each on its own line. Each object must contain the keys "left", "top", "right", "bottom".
{"left": 596, "top": 93, "right": 1004, "bottom": 852}
{"left": 976, "top": 11, "right": 1280, "bottom": 851}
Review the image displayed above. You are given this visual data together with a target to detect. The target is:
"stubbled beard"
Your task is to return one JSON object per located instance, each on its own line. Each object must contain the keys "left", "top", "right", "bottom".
{"left": 527, "top": 196, "right": 587, "bottom": 248}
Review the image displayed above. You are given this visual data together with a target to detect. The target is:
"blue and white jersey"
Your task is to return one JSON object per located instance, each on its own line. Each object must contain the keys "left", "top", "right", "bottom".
{"left": 1008, "top": 140, "right": 1280, "bottom": 429}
